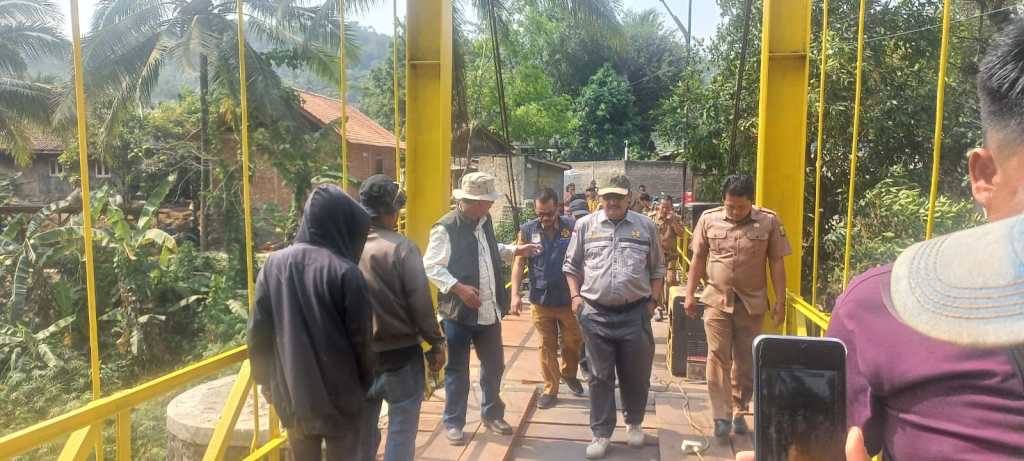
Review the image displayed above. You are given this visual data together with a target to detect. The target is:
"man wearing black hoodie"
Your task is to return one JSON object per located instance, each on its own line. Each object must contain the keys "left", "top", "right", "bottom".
{"left": 248, "top": 184, "right": 374, "bottom": 460}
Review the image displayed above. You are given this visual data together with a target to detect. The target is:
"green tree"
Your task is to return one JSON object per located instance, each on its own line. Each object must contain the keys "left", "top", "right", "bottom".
{"left": 0, "top": 0, "right": 65, "bottom": 165}
{"left": 358, "top": 23, "right": 405, "bottom": 132}
{"left": 570, "top": 64, "right": 640, "bottom": 160}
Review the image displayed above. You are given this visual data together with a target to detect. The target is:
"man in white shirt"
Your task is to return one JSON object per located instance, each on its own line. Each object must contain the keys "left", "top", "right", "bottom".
{"left": 423, "top": 172, "right": 540, "bottom": 445}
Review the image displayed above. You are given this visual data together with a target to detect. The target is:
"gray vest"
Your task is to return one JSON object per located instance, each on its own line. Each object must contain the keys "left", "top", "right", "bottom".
{"left": 435, "top": 210, "right": 509, "bottom": 324}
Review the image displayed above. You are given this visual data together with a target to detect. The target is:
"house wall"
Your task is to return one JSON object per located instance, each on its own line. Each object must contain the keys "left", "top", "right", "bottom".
{"left": 476, "top": 155, "right": 566, "bottom": 224}
{"left": 566, "top": 160, "right": 695, "bottom": 200}
{"left": 0, "top": 154, "right": 113, "bottom": 207}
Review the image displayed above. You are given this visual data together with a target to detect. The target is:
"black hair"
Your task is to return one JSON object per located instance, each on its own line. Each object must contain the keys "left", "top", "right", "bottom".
{"left": 661, "top": 194, "right": 675, "bottom": 204}
{"left": 978, "top": 19, "right": 1024, "bottom": 146}
{"left": 566, "top": 183, "right": 575, "bottom": 192}
{"left": 536, "top": 187, "right": 560, "bottom": 204}
{"left": 640, "top": 193, "right": 652, "bottom": 202}
{"left": 721, "top": 174, "right": 755, "bottom": 200}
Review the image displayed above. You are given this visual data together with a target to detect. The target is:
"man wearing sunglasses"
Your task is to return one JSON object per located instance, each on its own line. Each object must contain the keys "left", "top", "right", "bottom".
{"left": 511, "top": 188, "right": 585, "bottom": 410}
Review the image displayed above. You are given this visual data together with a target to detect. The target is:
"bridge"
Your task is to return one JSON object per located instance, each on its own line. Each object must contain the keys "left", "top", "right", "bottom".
{"left": 0, "top": 0, "right": 959, "bottom": 458}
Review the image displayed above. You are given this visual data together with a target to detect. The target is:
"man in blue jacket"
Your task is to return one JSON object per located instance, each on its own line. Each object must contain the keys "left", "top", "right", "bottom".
{"left": 511, "top": 188, "right": 585, "bottom": 409}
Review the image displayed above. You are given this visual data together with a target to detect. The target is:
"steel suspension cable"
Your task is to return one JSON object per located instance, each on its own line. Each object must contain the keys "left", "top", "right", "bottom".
{"left": 338, "top": 0, "right": 349, "bottom": 191}
{"left": 811, "top": 0, "right": 831, "bottom": 306}
{"left": 234, "top": 0, "right": 263, "bottom": 452}
{"left": 925, "top": 0, "right": 953, "bottom": 240}
{"left": 842, "top": 0, "right": 869, "bottom": 290}
{"left": 69, "top": 0, "right": 103, "bottom": 458}
{"left": 393, "top": 0, "right": 402, "bottom": 186}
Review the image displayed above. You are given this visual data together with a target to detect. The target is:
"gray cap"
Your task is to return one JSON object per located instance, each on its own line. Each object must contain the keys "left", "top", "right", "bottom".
{"left": 598, "top": 175, "right": 630, "bottom": 196}
{"left": 888, "top": 213, "right": 1024, "bottom": 348}
{"left": 569, "top": 199, "right": 589, "bottom": 218}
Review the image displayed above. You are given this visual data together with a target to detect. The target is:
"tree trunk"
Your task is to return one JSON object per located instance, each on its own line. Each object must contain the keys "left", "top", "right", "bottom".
{"left": 199, "top": 55, "right": 209, "bottom": 251}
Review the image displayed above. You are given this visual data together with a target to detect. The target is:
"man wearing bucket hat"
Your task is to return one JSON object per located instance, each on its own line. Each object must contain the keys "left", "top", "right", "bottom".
{"left": 564, "top": 174, "right": 666, "bottom": 459}
{"left": 423, "top": 172, "right": 541, "bottom": 445}
{"left": 822, "top": 20, "right": 1024, "bottom": 460}
{"left": 357, "top": 175, "right": 446, "bottom": 461}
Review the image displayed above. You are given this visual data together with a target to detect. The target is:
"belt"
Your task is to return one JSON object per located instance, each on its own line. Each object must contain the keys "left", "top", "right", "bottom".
{"left": 584, "top": 296, "right": 650, "bottom": 312}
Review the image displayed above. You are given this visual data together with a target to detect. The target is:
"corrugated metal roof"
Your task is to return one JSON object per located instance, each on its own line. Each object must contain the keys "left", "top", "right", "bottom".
{"left": 295, "top": 89, "right": 402, "bottom": 148}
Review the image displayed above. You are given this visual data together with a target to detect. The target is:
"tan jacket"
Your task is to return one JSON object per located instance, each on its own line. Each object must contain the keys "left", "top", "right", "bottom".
{"left": 690, "top": 206, "right": 791, "bottom": 315}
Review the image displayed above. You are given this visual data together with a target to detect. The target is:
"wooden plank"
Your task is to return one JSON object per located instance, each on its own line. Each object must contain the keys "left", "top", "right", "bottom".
{"left": 521, "top": 422, "right": 657, "bottom": 444}
{"left": 655, "top": 396, "right": 734, "bottom": 461}
{"left": 511, "top": 438, "right": 659, "bottom": 461}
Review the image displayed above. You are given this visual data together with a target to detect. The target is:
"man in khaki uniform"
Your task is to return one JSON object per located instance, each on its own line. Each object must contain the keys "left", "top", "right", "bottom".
{"left": 649, "top": 194, "right": 687, "bottom": 321}
{"left": 684, "top": 174, "right": 790, "bottom": 438}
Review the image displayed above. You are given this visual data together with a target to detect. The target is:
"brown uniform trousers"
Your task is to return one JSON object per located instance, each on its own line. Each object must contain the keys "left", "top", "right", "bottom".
{"left": 532, "top": 304, "right": 583, "bottom": 396}
{"left": 704, "top": 298, "right": 762, "bottom": 419}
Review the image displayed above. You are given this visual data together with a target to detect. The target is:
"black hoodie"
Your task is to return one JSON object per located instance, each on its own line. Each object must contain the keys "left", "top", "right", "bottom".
{"left": 248, "top": 184, "right": 374, "bottom": 435}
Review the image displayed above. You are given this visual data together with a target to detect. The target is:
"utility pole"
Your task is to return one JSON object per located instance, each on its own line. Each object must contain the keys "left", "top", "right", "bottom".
{"left": 659, "top": 0, "right": 691, "bottom": 44}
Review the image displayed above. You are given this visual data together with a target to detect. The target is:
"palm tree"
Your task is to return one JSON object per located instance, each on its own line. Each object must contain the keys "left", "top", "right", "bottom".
{"left": 0, "top": 0, "right": 65, "bottom": 166}
{"left": 79, "top": 0, "right": 368, "bottom": 249}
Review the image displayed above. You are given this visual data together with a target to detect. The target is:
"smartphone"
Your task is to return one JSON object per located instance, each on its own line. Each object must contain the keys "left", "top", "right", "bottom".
{"left": 753, "top": 335, "right": 847, "bottom": 461}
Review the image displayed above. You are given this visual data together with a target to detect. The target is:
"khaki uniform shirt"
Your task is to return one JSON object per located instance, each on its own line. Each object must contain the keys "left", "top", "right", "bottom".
{"left": 563, "top": 210, "right": 667, "bottom": 306}
{"left": 690, "top": 206, "right": 791, "bottom": 315}
{"left": 649, "top": 211, "right": 687, "bottom": 259}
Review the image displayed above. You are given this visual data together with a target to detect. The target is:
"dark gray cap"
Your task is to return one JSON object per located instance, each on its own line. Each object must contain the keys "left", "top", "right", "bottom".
{"left": 569, "top": 199, "right": 589, "bottom": 218}
{"left": 358, "top": 174, "right": 406, "bottom": 217}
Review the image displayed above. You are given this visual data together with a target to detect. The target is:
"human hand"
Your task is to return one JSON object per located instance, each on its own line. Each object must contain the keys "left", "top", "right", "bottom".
{"left": 452, "top": 283, "right": 482, "bottom": 309}
{"left": 571, "top": 295, "right": 583, "bottom": 315}
{"left": 771, "top": 300, "right": 786, "bottom": 326}
{"left": 647, "top": 300, "right": 658, "bottom": 317}
{"left": 515, "top": 243, "right": 542, "bottom": 257}
{"left": 426, "top": 344, "right": 447, "bottom": 372}
{"left": 684, "top": 297, "right": 698, "bottom": 319}
{"left": 734, "top": 427, "right": 869, "bottom": 461}
{"left": 511, "top": 293, "right": 523, "bottom": 315}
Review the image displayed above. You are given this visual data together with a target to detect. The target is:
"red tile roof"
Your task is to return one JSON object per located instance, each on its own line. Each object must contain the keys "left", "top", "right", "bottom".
{"left": 295, "top": 89, "right": 402, "bottom": 148}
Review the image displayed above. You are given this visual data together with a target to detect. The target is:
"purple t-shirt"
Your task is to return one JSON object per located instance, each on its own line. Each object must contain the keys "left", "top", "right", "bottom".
{"left": 826, "top": 264, "right": 1024, "bottom": 460}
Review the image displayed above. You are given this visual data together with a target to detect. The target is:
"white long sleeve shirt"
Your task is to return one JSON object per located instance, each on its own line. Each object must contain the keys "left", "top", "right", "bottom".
{"left": 423, "top": 217, "right": 516, "bottom": 325}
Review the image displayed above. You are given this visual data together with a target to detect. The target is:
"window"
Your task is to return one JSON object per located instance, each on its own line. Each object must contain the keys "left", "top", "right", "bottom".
{"left": 94, "top": 162, "right": 111, "bottom": 178}
{"left": 48, "top": 159, "right": 63, "bottom": 177}
{"left": 374, "top": 156, "right": 385, "bottom": 175}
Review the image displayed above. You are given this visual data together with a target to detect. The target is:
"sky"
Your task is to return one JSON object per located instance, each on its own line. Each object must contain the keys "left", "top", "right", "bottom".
{"left": 59, "top": 0, "right": 722, "bottom": 41}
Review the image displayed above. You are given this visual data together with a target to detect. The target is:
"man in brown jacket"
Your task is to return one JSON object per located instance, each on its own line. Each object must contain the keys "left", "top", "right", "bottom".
{"left": 358, "top": 175, "right": 446, "bottom": 461}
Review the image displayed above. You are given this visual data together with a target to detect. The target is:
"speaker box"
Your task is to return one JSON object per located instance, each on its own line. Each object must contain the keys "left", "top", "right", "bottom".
{"left": 667, "top": 286, "right": 708, "bottom": 378}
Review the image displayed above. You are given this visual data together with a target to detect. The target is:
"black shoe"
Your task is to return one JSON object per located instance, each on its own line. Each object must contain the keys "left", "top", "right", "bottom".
{"left": 564, "top": 376, "right": 585, "bottom": 396}
{"left": 483, "top": 418, "right": 514, "bottom": 435}
{"left": 713, "top": 419, "right": 732, "bottom": 438}
{"left": 733, "top": 415, "right": 749, "bottom": 434}
{"left": 537, "top": 393, "right": 557, "bottom": 409}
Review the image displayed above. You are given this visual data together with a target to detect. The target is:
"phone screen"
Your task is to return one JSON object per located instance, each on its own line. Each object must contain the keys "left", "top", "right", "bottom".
{"left": 756, "top": 338, "right": 846, "bottom": 461}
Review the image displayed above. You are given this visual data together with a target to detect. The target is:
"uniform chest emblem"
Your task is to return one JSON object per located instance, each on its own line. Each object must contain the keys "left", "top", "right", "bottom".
{"left": 631, "top": 230, "right": 641, "bottom": 238}
{"left": 561, "top": 228, "right": 571, "bottom": 239}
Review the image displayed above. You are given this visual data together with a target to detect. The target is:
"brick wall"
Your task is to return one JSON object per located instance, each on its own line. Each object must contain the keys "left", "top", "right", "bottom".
{"left": 566, "top": 160, "right": 696, "bottom": 200}
{"left": 476, "top": 155, "right": 567, "bottom": 224}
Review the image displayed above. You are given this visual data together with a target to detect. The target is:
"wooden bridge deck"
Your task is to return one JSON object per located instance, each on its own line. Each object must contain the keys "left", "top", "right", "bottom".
{"left": 371, "top": 309, "right": 752, "bottom": 461}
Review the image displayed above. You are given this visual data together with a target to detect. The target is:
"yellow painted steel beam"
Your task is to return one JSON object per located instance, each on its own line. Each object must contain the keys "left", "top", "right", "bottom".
{"left": 241, "top": 433, "right": 289, "bottom": 461}
{"left": 267, "top": 406, "right": 281, "bottom": 461}
{"left": 57, "top": 424, "right": 99, "bottom": 461}
{"left": 404, "top": 0, "right": 454, "bottom": 251}
{"left": 810, "top": 0, "right": 831, "bottom": 307}
{"left": 755, "top": 0, "right": 812, "bottom": 333}
{"left": 202, "top": 361, "right": 254, "bottom": 461}
{"left": 116, "top": 410, "right": 131, "bottom": 461}
{"left": 233, "top": 1, "right": 262, "bottom": 453}
{"left": 925, "top": 0, "right": 953, "bottom": 240}
{"left": 0, "top": 346, "right": 247, "bottom": 458}
{"left": 842, "top": 0, "right": 868, "bottom": 290}
{"left": 68, "top": 2, "right": 104, "bottom": 456}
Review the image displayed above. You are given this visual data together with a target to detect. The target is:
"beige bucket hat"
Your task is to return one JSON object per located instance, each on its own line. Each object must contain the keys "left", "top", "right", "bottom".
{"left": 888, "top": 213, "right": 1024, "bottom": 348}
{"left": 453, "top": 172, "right": 501, "bottom": 202}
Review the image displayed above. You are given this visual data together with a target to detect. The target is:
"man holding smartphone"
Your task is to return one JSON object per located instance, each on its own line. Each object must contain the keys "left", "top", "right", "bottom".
{"left": 684, "top": 174, "right": 791, "bottom": 438}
